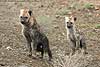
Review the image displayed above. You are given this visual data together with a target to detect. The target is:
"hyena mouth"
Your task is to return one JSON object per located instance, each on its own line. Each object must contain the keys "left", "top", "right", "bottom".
{"left": 67, "top": 26, "right": 72, "bottom": 28}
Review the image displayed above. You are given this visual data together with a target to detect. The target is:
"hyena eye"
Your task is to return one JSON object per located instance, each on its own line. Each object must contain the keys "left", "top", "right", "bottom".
{"left": 24, "top": 17, "right": 28, "bottom": 19}
{"left": 67, "top": 22, "right": 69, "bottom": 23}
{"left": 20, "top": 16, "right": 23, "bottom": 18}
{"left": 70, "top": 22, "right": 73, "bottom": 24}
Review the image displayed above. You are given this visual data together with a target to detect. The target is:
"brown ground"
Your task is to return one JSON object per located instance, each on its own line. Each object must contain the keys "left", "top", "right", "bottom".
{"left": 0, "top": 0, "right": 100, "bottom": 67}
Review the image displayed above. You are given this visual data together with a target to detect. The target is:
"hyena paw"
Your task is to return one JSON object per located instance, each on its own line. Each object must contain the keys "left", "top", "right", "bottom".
{"left": 83, "top": 51, "right": 88, "bottom": 55}
{"left": 70, "top": 52, "right": 75, "bottom": 56}
{"left": 75, "top": 47, "right": 79, "bottom": 50}
{"left": 28, "top": 53, "right": 32, "bottom": 57}
{"left": 39, "top": 56, "right": 43, "bottom": 59}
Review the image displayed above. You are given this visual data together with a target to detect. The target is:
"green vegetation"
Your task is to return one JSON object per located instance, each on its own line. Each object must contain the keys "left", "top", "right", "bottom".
{"left": 37, "top": 16, "right": 49, "bottom": 23}
{"left": 19, "top": 2, "right": 23, "bottom": 6}
{"left": 95, "top": 24, "right": 100, "bottom": 29}
{"left": 69, "top": 3, "right": 78, "bottom": 9}
{"left": 69, "top": 2, "right": 82, "bottom": 10}
{"left": 56, "top": 7, "right": 70, "bottom": 16}
{"left": 37, "top": 15, "right": 53, "bottom": 23}
{"left": 83, "top": 3, "right": 94, "bottom": 9}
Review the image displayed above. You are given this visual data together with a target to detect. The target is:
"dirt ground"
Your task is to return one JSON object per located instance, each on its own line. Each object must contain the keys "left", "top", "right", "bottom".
{"left": 0, "top": 0, "right": 100, "bottom": 67}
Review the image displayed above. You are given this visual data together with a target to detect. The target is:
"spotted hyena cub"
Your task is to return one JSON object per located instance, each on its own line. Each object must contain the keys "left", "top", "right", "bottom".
{"left": 65, "top": 16, "right": 87, "bottom": 55}
{"left": 19, "top": 9, "right": 52, "bottom": 60}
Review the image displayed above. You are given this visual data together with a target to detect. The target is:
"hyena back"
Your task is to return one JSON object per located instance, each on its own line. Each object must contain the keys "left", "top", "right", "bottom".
{"left": 65, "top": 16, "right": 87, "bottom": 55}
{"left": 19, "top": 9, "right": 52, "bottom": 60}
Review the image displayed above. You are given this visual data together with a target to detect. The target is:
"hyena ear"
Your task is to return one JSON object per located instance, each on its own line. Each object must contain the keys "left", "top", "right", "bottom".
{"left": 28, "top": 10, "right": 32, "bottom": 16}
{"left": 74, "top": 17, "right": 77, "bottom": 21}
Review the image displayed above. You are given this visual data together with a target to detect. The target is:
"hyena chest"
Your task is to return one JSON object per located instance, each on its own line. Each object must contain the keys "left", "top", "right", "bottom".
{"left": 68, "top": 33, "right": 80, "bottom": 42}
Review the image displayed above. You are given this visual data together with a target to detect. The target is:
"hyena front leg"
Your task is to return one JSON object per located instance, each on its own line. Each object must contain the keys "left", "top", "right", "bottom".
{"left": 75, "top": 35, "right": 80, "bottom": 50}
{"left": 24, "top": 32, "right": 32, "bottom": 56}
{"left": 32, "top": 41, "right": 38, "bottom": 56}
{"left": 75, "top": 40, "right": 80, "bottom": 51}
{"left": 70, "top": 41, "right": 76, "bottom": 56}
{"left": 83, "top": 44, "right": 87, "bottom": 54}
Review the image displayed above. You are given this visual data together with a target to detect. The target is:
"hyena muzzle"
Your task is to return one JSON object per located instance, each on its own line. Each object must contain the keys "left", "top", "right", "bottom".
{"left": 19, "top": 9, "right": 52, "bottom": 60}
{"left": 65, "top": 16, "right": 87, "bottom": 55}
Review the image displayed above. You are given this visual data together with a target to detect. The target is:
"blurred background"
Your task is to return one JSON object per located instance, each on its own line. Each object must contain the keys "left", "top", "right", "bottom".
{"left": 0, "top": 0, "right": 100, "bottom": 67}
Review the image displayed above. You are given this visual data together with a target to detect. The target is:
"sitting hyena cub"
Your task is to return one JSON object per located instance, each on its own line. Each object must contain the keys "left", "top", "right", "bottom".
{"left": 65, "top": 16, "right": 87, "bottom": 55}
{"left": 19, "top": 9, "right": 52, "bottom": 60}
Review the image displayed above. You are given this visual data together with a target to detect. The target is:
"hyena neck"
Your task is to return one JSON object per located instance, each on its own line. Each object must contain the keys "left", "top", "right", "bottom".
{"left": 23, "top": 22, "right": 32, "bottom": 29}
{"left": 32, "top": 24, "right": 39, "bottom": 31}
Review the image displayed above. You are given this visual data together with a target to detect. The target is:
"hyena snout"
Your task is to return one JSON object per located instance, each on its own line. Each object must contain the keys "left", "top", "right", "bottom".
{"left": 67, "top": 22, "right": 73, "bottom": 28}
{"left": 20, "top": 16, "right": 29, "bottom": 24}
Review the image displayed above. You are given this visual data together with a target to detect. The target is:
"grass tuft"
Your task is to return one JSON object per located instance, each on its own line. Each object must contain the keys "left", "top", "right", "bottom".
{"left": 95, "top": 24, "right": 100, "bottom": 29}
{"left": 83, "top": 3, "right": 94, "bottom": 9}
{"left": 56, "top": 7, "right": 70, "bottom": 16}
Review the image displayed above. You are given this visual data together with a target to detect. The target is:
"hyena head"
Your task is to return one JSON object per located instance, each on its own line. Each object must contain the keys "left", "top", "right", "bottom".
{"left": 65, "top": 16, "right": 77, "bottom": 28}
{"left": 20, "top": 9, "right": 32, "bottom": 25}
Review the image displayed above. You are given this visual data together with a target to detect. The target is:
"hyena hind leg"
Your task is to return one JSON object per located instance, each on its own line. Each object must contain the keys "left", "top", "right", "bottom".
{"left": 40, "top": 50, "right": 44, "bottom": 59}
{"left": 47, "top": 49, "right": 52, "bottom": 61}
{"left": 83, "top": 45, "right": 88, "bottom": 55}
{"left": 70, "top": 48, "right": 76, "bottom": 56}
{"left": 80, "top": 40, "right": 88, "bottom": 55}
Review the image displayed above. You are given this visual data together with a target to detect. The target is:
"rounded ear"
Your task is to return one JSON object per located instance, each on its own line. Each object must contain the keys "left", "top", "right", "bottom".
{"left": 28, "top": 10, "right": 32, "bottom": 16}
{"left": 74, "top": 17, "right": 77, "bottom": 21}
{"left": 65, "top": 17, "right": 69, "bottom": 22}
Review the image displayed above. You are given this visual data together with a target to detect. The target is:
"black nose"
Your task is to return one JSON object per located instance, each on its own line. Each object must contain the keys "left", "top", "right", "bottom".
{"left": 21, "top": 21, "right": 24, "bottom": 24}
{"left": 67, "top": 26, "right": 71, "bottom": 28}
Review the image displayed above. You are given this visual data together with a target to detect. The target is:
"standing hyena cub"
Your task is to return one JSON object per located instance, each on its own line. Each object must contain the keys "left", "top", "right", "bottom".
{"left": 19, "top": 9, "right": 52, "bottom": 60}
{"left": 65, "top": 16, "right": 87, "bottom": 55}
